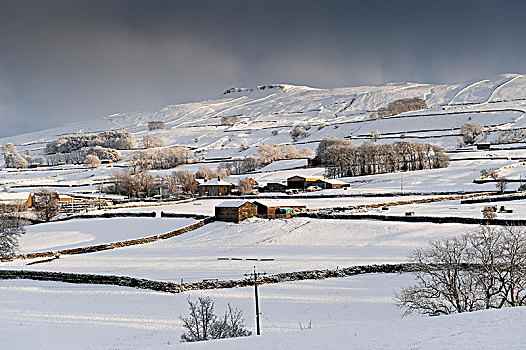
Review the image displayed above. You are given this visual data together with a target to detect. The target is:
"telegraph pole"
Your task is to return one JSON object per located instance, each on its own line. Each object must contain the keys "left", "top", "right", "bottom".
{"left": 245, "top": 267, "right": 266, "bottom": 335}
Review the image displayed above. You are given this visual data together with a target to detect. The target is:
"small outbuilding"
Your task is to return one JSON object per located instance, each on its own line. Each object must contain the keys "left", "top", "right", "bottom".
{"left": 253, "top": 200, "right": 306, "bottom": 219}
{"left": 215, "top": 201, "right": 258, "bottom": 223}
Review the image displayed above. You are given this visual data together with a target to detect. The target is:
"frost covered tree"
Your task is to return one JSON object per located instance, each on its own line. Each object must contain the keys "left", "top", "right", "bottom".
{"left": 0, "top": 215, "right": 25, "bottom": 257}
{"left": 84, "top": 154, "right": 101, "bottom": 167}
{"left": 195, "top": 166, "right": 214, "bottom": 180}
{"left": 237, "top": 178, "right": 253, "bottom": 194}
{"left": 143, "top": 135, "right": 165, "bottom": 148}
{"left": 461, "top": 123, "right": 484, "bottom": 144}
{"left": 179, "top": 297, "right": 251, "bottom": 343}
{"left": 173, "top": 170, "right": 198, "bottom": 194}
{"left": 34, "top": 189, "right": 61, "bottom": 222}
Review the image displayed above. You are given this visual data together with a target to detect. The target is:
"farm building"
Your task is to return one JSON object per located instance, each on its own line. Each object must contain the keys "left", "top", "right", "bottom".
{"left": 260, "top": 181, "right": 287, "bottom": 192}
{"left": 253, "top": 200, "right": 306, "bottom": 219}
{"left": 198, "top": 178, "right": 233, "bottom": 196}
{"left": 311, "top": 178, "right": 350, "bottom": 189}
{"left": 215, "top": 201, "right": 258, "bottom": 223}
{"left": 0, "top": 192, "right": 34, "bottom": 210}
{"left": 287, "top": 176, "right": 325, "bottom": 189}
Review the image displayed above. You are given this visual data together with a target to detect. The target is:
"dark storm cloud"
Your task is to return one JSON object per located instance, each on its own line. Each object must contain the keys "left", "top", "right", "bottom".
{"left": 0, "top": 0, "right": 525, "bottom": 137}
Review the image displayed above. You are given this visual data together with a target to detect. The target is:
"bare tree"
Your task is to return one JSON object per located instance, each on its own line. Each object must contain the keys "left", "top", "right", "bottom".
{"left": 174, "top": 170, "right": 198, "bottom": 194}
{"left": 195, "top": 166, "right": 214, "bottom": 180}
{"left": 34, "top": 189, "right": 61, "bottom": 222}
{"left": 215, "top": 167, "right": 230, "bottom": 180}
{"left": 179, "top": 297, "right": 251, "bottom": 343}
{"left": 0, "top": 215, "right": 25, "bottom": 257}
{"left": 237, "top": 178, "right": 253, "bottom": 194}
{"left": 396, "top": 225, "right": 526, "bottom": 317}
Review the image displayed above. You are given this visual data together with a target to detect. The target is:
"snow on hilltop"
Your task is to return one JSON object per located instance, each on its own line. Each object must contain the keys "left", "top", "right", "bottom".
{"left": 2, "top": 73, "right": 526, "bottom": 159}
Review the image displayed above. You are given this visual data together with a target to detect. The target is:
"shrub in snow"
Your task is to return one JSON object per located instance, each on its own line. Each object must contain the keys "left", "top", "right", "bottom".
{"left": 179, "top": 297, "right": 251, "bottom": 343}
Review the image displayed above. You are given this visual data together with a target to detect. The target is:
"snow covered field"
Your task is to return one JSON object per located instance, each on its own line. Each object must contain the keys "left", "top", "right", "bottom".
{"left": 3, "top": 218, "right": 473, "bottom": 280}
{"left": 18, "top": 217, "right": 197, "bottom": 253}
{"left": 1, "top": 275, "right": 523, "bottom": 350}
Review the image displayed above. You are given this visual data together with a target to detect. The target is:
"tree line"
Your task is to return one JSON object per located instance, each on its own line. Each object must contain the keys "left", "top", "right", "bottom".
{"left": 315, "top": 138, "right": 450, "bottom": 178}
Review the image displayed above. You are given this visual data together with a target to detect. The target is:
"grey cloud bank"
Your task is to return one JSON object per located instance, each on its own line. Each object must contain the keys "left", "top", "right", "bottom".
{"left": 0, "top": 0, "right": 525, "bottom": 137}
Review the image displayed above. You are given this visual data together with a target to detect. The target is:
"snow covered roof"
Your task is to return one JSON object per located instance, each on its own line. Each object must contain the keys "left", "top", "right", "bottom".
{"left": 216, "top": 200, "right": 251, "bottom": 208}
{"left": 199, "top": 178, "right": 233, "bottom": 186}
{"left": 319, "top": 179, "right": 348, "bottom": 185}
{"left": 0, "top": 192, "right": 31, "bottom": 204}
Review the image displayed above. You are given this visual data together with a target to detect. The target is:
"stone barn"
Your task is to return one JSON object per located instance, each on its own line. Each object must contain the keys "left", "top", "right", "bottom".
{"left": 287, "top": 176, "right": 325, "bottom": 189}
{"left": 198, "top": 178, "right": 233, "bottom": 196}
{"left": 215, "top": 201, "right": 258, "bottom": 223}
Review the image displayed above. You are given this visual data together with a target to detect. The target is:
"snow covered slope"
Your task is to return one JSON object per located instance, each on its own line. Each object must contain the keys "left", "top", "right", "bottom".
{"left": 3, "top": 74, "right": 526, "bottom": 160}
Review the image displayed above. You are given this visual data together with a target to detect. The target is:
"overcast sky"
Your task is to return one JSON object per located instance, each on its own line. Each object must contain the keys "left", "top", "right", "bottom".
{"left": 1, "top": 0, "right": 525, "bottom": 138}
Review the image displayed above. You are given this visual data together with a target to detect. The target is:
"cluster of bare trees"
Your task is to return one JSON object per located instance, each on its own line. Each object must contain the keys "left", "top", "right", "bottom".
{"left": 45, "top": 131, "right": 137, "bottom": 154}
{"left": 1, "top": 143, "right": 31, "bottom": 168}
{"left": 397, "top": 225, "right": 526, "bottom": 316}
{"left": 370, "top": 97, "right": 427, "bottom": 119}
{"left": 110, "top": 169, "right": 181, "bottom": 198}
{"left": 316, "top": 138, "right": 450, "bottom": 178}
{"left": 128, "top": 146, "right": 192, "bottom": 172}
{"left": 179, "top": 297, "right": 251, "bottom": 343}
{"left": 142, "top": 135, "right": 165, "bottom": 148}
{"left": 220, "top": 144, "right": 312, "bottom": 175}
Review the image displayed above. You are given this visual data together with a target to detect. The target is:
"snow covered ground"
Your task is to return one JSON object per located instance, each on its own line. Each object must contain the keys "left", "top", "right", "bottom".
{"left": 2, "top": 74, "right": 526, "bottom": 349}
{"left": 18, "top": 217, "right": 197, "bottom": 253}
{"left": 3, "top": 218, "right": 473, "bottom": 280}
{"left": 0, "top": 275, "right": 523, "bottom": 350}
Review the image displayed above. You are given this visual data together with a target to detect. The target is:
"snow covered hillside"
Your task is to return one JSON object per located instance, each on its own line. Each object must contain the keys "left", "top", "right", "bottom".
{"left": 2, "top": 73, "right": 526, "bottom": 161}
